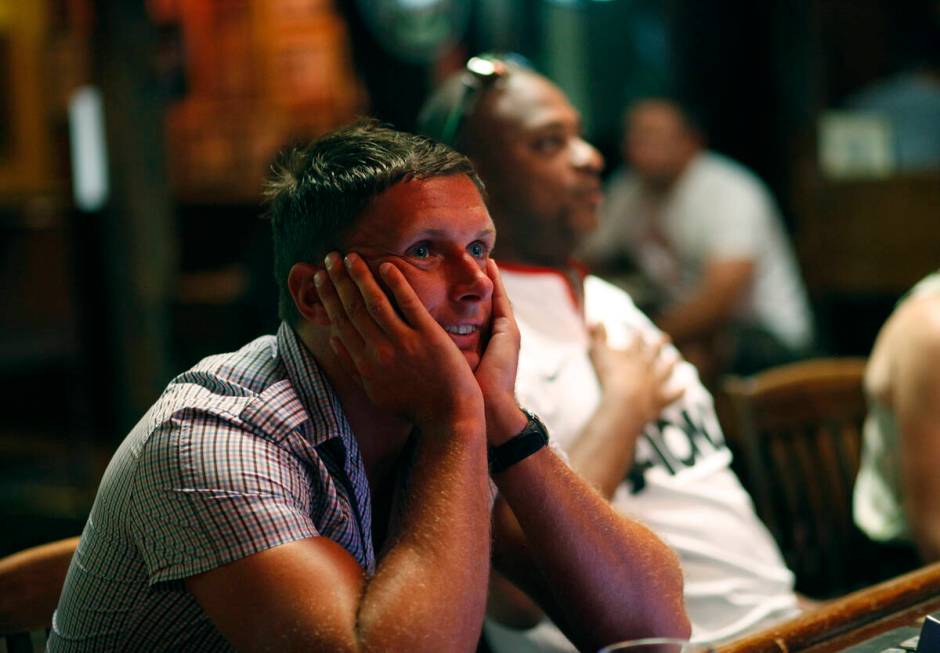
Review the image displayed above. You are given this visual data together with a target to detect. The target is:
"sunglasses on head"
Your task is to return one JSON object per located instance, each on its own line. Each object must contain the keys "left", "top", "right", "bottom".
{"left": 437, "top": 52, "right": 532, "bottom": 147}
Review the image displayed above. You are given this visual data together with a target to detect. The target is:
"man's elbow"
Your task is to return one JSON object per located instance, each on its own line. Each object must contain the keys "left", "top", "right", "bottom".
{"left": 638, "top": 598, "right": 691, "bottom": 643}
{"left": 610, "top": 542, "right": 690, "bottom": 643}
{"left": 604, "top": 600, "right": 690, "bottom": 651}
{"left": 659, "top": 570, "right": 692, "bottom": 640}
{"left": 913, "top": 523, "right": 940, "bottom": 563}
{"left": 666, "top": 608, "right": 693, "bottom": 641}
{"left": 644, "top": 544, "right": 691, "bottom": 640}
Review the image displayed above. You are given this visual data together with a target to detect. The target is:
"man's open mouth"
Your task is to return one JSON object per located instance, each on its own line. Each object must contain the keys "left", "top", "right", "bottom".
{"left": 444, "top": 324, "right": 478, "bottom": 336}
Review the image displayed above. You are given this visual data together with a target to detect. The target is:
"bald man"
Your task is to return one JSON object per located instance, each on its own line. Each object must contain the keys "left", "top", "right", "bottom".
{"left": 420, "top": 58, "right": 801, "bottom": 649}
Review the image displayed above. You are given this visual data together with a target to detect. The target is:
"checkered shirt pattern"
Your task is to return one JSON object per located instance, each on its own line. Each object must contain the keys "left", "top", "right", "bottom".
{"left": 48, "top": 323, "right": 375, "bottom": 652}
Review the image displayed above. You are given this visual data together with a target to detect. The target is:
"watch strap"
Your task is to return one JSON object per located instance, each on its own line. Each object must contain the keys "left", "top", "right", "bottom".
{"left": 488, "top": 409, "right": 549, "bottom": 475}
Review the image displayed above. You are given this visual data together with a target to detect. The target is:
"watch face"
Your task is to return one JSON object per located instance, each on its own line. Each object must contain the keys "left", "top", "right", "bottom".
{"left": 355, "top": 0, "right": 470, "bottom": 64}
{"left": 527, "top": 415, "right": 549, "bottom": 439}
{"left": 521, "top": 409, "right": 547, "bottom": 435}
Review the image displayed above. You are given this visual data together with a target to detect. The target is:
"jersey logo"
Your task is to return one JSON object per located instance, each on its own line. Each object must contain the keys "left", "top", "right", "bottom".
{"left": 627, "top": 405, "right": 724, "bottom": 493}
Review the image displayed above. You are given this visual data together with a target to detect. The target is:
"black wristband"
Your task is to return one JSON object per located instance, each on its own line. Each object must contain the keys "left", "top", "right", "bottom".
{"left": 488, "top": 409, "right": 549, "bottom": 475}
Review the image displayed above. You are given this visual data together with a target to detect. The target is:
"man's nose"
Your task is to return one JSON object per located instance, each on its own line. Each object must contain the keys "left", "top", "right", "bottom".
{"left": 572, "top": 137, "right": 604, "bottom": 174}
{"left": 449, "top": 254, "right": 493, "bottom": 302}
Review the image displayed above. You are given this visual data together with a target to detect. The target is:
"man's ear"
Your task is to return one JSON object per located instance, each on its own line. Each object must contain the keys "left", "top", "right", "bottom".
{"left": 288, "top": 262, "right": 330, "bottom": 326}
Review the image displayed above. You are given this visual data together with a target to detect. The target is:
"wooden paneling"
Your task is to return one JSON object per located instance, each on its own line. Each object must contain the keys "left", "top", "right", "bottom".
{"left": 0, "top": 1, "right": 53, "bottom": 195}
{"left": 797, "top": 173, "right": 940, "bottom": 296}
{"left": 165, "top": 0, "right": 365, "bottom": 202}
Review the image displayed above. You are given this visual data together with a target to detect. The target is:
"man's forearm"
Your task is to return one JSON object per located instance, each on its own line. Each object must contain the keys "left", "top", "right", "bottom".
{"left": 358, "top": 419, "right": 492, "bottom": 652}
{"left": 656, "top": 296, "right": 726, "bottom": 344}
{"left": 568, "top": 395, "right": 646, "bottom": 498}
{"left": 656, "top": 258, "right": 753, "bottom": 344}
{"left": 492, "top": 448, "right": 689, "bottom": 651}
{"left": 186, "top": 417, "right": 493, "bottom": 653}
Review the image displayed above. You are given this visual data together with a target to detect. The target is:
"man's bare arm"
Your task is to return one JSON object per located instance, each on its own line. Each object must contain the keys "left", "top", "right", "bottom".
{"left": 189, "top": 254, "right": 493, "bottom": 652}
{"left": 479, "top": 263, "right": 689, "bottom": 650}
{"left": 893, "top": 295, "right": 940, "bottom": 562}
{"left": 569, "top": 327, "right": 682, "bottom": 498}
{"left": 490, "top": 448, "right": 689, "bottom": 651}
{"left": 655, "top": 257, "right": 754, "bottom": 344}
{"left": 188, "top": 424, "right": 491, "bottom": 653}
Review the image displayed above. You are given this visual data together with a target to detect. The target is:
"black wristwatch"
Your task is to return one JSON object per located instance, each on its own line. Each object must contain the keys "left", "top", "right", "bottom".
{"left": 488, "top": 409, "right": 549, "bottom": 475}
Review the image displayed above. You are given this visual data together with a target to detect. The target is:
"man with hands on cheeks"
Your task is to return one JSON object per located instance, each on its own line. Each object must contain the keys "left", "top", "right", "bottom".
{"left": 48, "top": 121, "right": 687, "bottom": 653}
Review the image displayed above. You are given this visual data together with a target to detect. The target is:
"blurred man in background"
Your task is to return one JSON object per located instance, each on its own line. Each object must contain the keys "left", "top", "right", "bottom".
{"left": 420, "top": 57, "right": 800, "bottom": 650}
{"left": 579, "top": 98, "right": 814, "bottom": 383}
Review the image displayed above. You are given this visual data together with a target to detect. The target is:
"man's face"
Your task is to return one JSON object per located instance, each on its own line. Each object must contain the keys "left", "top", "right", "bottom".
{"left": 345, "top": 175, "right": 495, "bottom": 370}
{"left": 467, "top": 72, "right": 604, "bottom": 265}
{"left": 624, "top": 100, "right": 698, "bottom": 188}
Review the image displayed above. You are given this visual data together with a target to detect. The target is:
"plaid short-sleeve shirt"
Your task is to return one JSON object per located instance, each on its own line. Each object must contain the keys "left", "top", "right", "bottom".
{"left": 48, "top": 323, "right": 375, "bottom": 652}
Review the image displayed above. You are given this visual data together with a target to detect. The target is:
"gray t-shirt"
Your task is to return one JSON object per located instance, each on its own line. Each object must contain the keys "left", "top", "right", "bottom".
{"left": 580, "top": 152, "right": 813, "bottom": 351}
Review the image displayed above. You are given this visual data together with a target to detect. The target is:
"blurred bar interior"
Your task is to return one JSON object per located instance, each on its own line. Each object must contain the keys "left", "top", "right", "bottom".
{"left": 1, "top": 0, "right": 938, "bottom": 572}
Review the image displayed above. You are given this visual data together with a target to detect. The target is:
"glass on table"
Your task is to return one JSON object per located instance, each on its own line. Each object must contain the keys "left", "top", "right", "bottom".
{"left": 597, "top": 636, "right": 715, "bottom": 653}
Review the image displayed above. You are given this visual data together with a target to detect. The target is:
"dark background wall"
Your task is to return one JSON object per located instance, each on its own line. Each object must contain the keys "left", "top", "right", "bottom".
{"left": 0, "top": 0, "right": 938, "bottom": 554}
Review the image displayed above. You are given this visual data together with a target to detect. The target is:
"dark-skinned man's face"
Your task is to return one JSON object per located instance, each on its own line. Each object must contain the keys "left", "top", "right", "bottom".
{"left": 465, "top": 72, "right": 604, "bottom": 266}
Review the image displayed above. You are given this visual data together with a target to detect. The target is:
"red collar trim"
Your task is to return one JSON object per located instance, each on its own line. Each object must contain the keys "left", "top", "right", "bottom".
{"left": 497, "top": 259, "right": 587, "bottom": 313}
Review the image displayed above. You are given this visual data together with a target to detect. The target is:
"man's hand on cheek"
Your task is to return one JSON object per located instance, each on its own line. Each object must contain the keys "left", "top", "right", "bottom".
{"left": 315, "top": 251, "right": 483, "bottom": 429}
{"left": 357, "top": 253, "right": 410, "bottom": 325}
{"left": 474, "top": 260, "right": 528, "bottom": 445}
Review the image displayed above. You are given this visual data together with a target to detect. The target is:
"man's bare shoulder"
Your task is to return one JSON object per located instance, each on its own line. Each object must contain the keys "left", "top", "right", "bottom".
{"left": 868, "top": 290, "right": 940, "bottom": 401}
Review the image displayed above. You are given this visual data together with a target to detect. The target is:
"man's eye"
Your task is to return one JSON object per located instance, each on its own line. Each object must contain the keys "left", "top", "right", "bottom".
{"left": 407, "top": 242, "right": 431, "bottom": 258}
{"left": 468, "top": 241, "right": 489, "bottom": 258}
{"left": 533, "top": 135, "right": 564, "bottom": 153}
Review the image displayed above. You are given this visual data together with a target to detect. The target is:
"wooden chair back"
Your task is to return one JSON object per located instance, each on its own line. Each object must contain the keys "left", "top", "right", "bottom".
{"left": 0, "top": 536, "right": 79, "bottom": 652}
{"left": 721, "top": 358, "right": 900, "bottom": 597}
